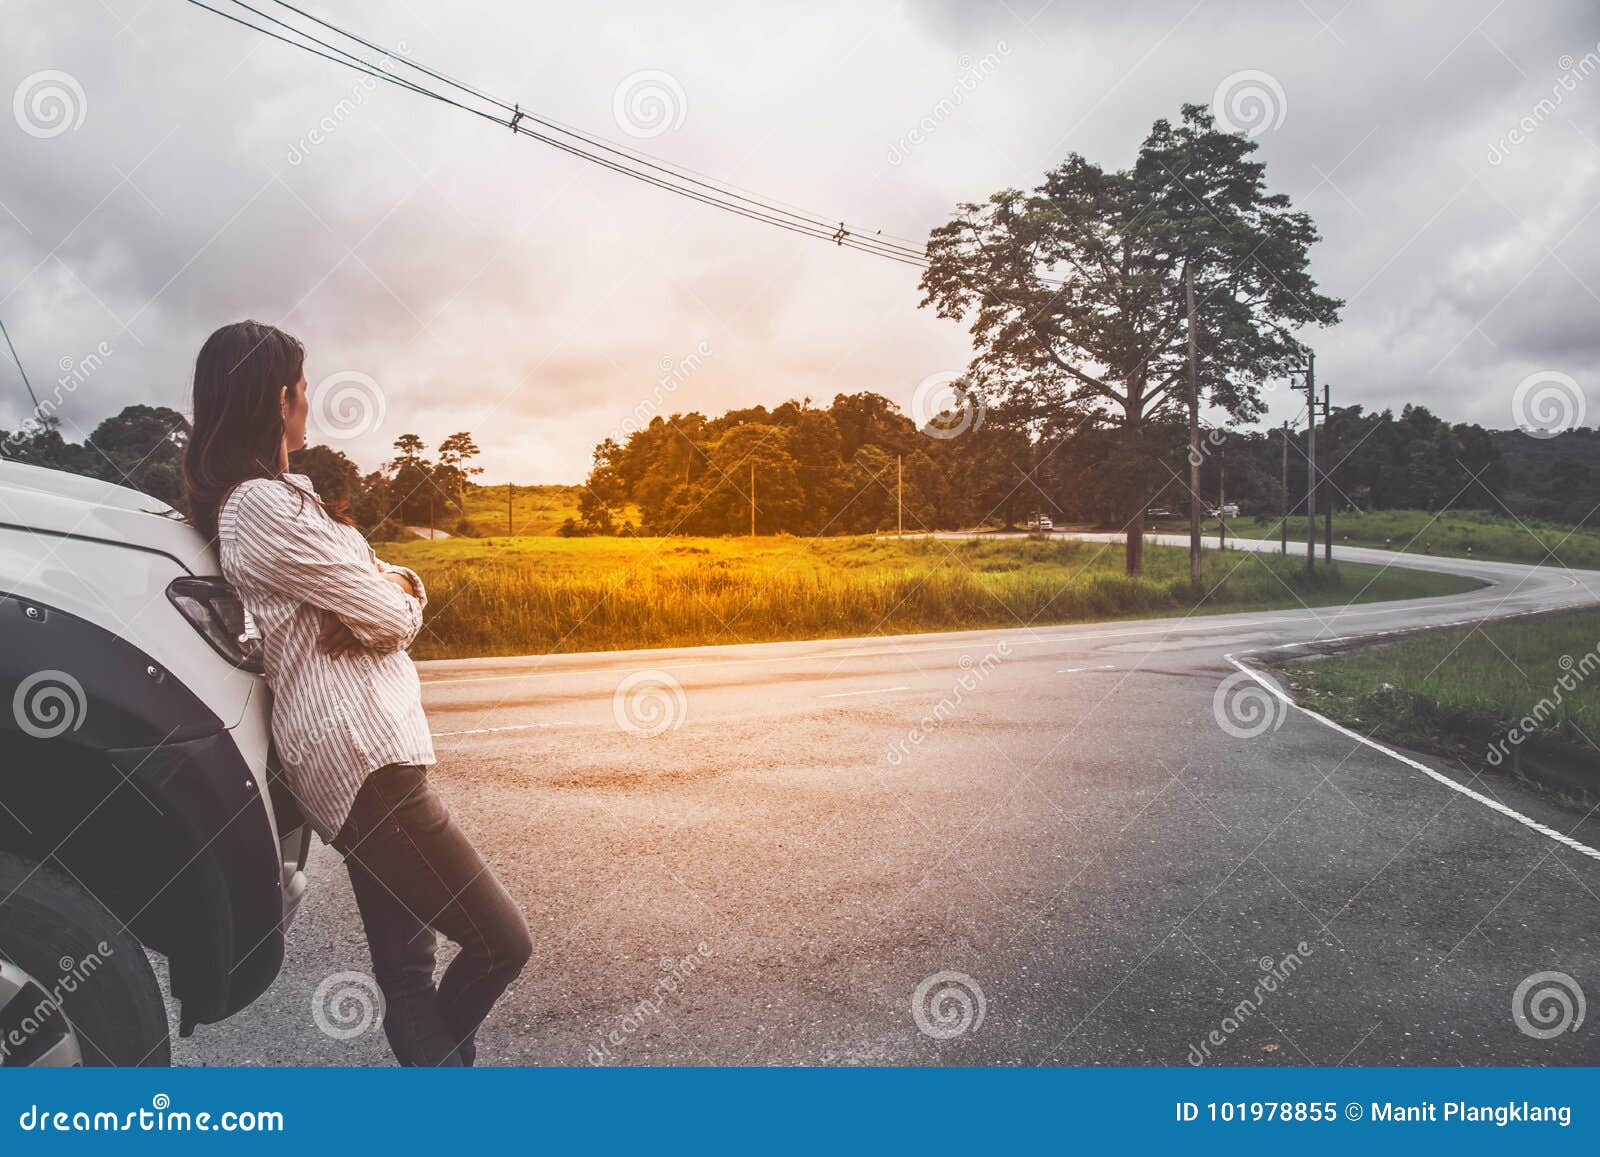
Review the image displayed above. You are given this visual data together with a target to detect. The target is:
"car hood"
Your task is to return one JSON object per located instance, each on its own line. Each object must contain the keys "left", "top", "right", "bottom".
{"left": 0, "top": 459, "right": 216, "bottom": 573}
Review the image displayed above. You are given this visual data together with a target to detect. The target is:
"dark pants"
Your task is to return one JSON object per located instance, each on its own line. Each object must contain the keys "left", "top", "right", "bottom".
{"left": 331, "top": 763, "right": 532, "bottom": 1066}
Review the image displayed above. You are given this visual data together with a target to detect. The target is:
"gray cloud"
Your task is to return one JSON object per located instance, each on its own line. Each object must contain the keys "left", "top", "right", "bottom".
{"left": 2, "top": 0, "right": 1597, "bottom": 483}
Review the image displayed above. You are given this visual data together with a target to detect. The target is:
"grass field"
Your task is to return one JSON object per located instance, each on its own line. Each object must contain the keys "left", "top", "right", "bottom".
{"left": 383, "top": 532, "right": 1478, "bottom": 659}
{"left": 443, "top": 489, "right": 1600, "bottom": 570}
{"left": 431, "top": 483, "right": 642, "bottom": 538}
{"left": 1285, "top": 607, "right": 1600, "bottom": 768}
{"left": 399, "top": 482, "right": 616, "bottom": 537}
{"left": 1192, "top": 509, "right": 1600, "bottom": 569}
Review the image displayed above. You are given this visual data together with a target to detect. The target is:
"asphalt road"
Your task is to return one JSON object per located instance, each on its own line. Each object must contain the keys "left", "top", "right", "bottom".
{"left": 169, "top": 536, "right": 1600, "bottom": 1066}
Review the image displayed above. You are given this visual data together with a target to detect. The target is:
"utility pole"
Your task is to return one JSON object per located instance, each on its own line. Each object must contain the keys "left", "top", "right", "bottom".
{"left": 1305, "top": 349, "right": 1316, "bottom": 574}
{"left": 1280, "top": 421, "right": 1289, "bottom": 556}
{"left": 507, "top": 482, "right": 513, "bottom": 537}
{"left": 896, "top": 454, "right": 903, "bottom": 536}
{"left": 1218, "top": 447, "right": 1226, "bottom": 552}
{"left": 750, "top": 460, "right": 756, "bottom": 536}
{"left": 428, "top": 494, "right": 435, "bottom": 541}
{"left": 1322, "top": 379, "right": 1333, "bottom": 563}
{"left": 1185, "top": 262, "right": 1202, "bottom": 586}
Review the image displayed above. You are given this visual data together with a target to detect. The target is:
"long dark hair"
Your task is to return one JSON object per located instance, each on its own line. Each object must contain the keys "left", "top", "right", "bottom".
{"left": 181, "top": 320, "right": 346, "bottom": 542}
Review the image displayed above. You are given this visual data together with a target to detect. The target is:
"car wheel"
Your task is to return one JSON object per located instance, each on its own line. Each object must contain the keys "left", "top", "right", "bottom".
{"left": 0, "top": 850, "right": 171, "bottom": 1066}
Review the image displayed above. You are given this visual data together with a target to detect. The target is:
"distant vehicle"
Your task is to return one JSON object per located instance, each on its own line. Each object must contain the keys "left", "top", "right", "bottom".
{"left": 1026, "top": 515, "right": 1054, "bottom": 532}
{"left": 1147, "top": 505, "right": 1239, "bottom": 521}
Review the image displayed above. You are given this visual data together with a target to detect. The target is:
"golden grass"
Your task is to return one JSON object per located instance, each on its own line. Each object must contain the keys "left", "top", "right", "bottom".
{"left": 445, "top": 483, "right": 643, "bottom": 537}
{"left": 384, "top": 532, "right": 1478, "bottom": 659}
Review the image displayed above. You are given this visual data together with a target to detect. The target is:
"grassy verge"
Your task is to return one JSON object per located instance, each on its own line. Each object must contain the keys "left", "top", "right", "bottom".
{"left": 385, "top": 533, "right": 1478, "bottom": 660}
{"left": 1180, "top": 509, "right": 1600, "bottom": 569}
{"left": 1284, "top": 608, "right": 1600, "bottom": 798}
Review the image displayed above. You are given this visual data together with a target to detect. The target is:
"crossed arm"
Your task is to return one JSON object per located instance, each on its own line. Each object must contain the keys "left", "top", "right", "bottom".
{"left": 319, "top": 552, "right": 429, "bottom": 657}
{"left": 230, "top": 480, "right": 428, "bottom": 657}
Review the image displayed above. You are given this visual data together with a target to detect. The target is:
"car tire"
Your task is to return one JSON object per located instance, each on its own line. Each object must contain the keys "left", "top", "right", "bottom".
{"left": 0, "top": 850, "right": 171, "bottom": 1066}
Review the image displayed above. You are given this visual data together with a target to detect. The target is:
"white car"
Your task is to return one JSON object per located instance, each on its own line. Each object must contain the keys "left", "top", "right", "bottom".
{"left": 0, "top": 459, "right": 307, "bottom": 1066}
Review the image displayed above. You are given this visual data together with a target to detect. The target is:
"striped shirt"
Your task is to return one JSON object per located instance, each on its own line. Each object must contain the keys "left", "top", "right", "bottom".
{"left": 218, "top": 473, "right": 435, "bottom": 843}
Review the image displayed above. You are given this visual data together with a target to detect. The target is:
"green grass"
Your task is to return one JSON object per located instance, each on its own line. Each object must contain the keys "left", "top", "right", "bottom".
{"left": 383, "top": 533, "right": 1478, "bottom": 659}
{"left": 431, "top": 483, "right": 644, "bottom": 538}
{"left": 1194, "top": 509, "right": 1600, "bottom": 569}
{"left": 1285, "top": 607, "right": 1600, "bottom": 761}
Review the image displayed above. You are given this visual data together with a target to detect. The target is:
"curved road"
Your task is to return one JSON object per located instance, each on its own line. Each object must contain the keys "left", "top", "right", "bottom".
{"left": 171, "top": 537, "right": 1600, "bottom": 1066}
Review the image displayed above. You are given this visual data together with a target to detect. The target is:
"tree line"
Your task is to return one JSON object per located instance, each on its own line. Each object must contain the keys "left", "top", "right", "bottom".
{"left": 0, "top": 411, "right": 481, "bottom": 539}
{"left": 3, "top": 392, "right": 1593, "bottom": 543}
{"left": 571, "top": 394, "right": 1599, "bottom": 537}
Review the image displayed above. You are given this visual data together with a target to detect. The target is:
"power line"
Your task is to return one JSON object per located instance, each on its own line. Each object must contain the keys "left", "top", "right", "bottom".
{"left": 264, "top": 0, "right": 936, "bottom": 256}
{"left": 179, "top": 0, "right": 1074, "bottom": 286}
{"left": 0, "top": 317, "right": 42, "bottom": 413}
{"left": 178, "top": 0, "right": 941, "bottom": 269}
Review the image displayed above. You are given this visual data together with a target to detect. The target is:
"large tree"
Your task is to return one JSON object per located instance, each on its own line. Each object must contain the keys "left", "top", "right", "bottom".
{"left": 83, "top": 404, "right": 189, "bottom": 505}
{"left": 288, "top": 443, "right": 360, "bottom": 504}
{"left": 435, "top": 431, "right": 483, "bottom": 507}
{"left": 577, "top": 437, "right": 627, "bottom": 534}
{"left": 1, "top": 407, "right": 189, "bottom": 506}
{"left": 919, "top": 102, "right": 1341, "bottom": 574}
{"left": 385, "top": 433, "right": 438, "bottom": 527}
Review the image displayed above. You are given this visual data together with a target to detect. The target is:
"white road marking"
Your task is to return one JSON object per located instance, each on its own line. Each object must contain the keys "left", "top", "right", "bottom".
{"left": 417, "top": 617, "right": 1350, "bottom": 687}
{"left": 1057, "top": 664, "right": 1116, "bottom": 673}
{"left": 431, "top": 721, "right": 580, "bottom": 737}
{"left": 1224, "top": 654, "right": 1600, "bottom": 862}
{"left": 818, "top": 685, "right": 911, "bottom": 699}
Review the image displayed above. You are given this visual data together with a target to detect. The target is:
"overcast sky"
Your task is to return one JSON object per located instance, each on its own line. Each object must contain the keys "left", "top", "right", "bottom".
{"left": 2, "top": 0, "right": 1597, "bottom": 483}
